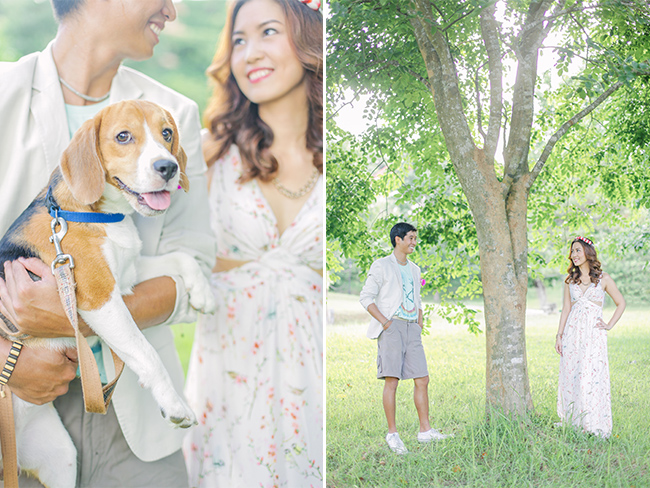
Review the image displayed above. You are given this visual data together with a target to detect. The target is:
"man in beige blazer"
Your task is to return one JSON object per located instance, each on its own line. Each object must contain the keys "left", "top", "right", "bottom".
{"left": 0, "top": 1, "right": 215, "bottom": 486}
{"left": 360, "top": 223, "right": 450, "bottom": 454}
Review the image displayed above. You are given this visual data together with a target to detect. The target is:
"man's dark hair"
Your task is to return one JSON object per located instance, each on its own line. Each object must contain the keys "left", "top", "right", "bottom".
{"left": 390, "top": 222, "right": 417, "bottom": 248}
{"left": 50, "top": 0, "right": 83, "bottom": 22}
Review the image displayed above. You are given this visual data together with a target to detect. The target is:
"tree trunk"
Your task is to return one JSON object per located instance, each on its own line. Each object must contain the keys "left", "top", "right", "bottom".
{"left": 473, "top": 187, "right": 533, "bottom": 414}
{"left": 407, "top": 0, "right": 545, "bottom": 415}
{"left": 453, "top": 151, "right": 533, "bottom": 413}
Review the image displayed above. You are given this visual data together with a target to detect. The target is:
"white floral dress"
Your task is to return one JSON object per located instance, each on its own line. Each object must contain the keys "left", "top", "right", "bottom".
{"left": 557, "top": 279, "right": 612, "bottom": 437}
{"left": 183, "top": 145, "right": 323, "bottom": 487}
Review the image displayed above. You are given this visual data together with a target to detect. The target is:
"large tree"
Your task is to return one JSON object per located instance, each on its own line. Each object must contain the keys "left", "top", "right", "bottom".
{"left": 327, "top": 0, "right": 650, "bottom": 414}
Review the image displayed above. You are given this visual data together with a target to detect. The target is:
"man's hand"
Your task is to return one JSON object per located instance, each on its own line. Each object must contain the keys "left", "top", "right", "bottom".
{"left": 1, "top": 338, "right": 78, "bottom": 404}
{"left": 367, "top": 304, "right": 392, "bottom": 331}
{"left": 0, "top": 257, "right": 91, "bottom": 337}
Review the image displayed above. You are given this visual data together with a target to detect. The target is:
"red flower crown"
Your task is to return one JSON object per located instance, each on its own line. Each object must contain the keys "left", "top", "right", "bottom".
{"left": 575, "top": 236, "right": 594, "bottom": 247}
{"left": 299, "top": 0, "right": 321, "bottom": 10}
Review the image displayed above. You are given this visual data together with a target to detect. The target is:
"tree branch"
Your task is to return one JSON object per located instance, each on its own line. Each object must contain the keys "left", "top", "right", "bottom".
{"left": 541, "top": 0, "right": 568, "bottom": 38}
{"left": 569, "top": 11, "right": 590, "bottom": 40}
{"left": 442, "top": 7, "right": 477, "bottom": 33}
{"left": 480, "top": 3, "right": 503, "bottom": 167}
{"left": 541, "top": 46, "right": 606, "bottom": 67}
{"left": 526, "top": 81, "right": 624, "bottom": 189}
{"left": 368, "top": 121, "right": 405, "bottom": 186}
{"left": 474, "top": 65, "right": 487, "bottom": 144}
{"left": 430, "top": 2, "right": 445, "bottom": 21}
{"left": 504, "top": 0, "right": 554, "bottom": 184}
{"left": 386, "top": 60, "right": 433, "bottom": 91}
{"left": 327, "top": 55, "right": 432, "bottom": 122}
{"left": 518, "top": 4, "right": 598, "bottom": 38}
{"left": 327, "top": 86, "right": 367, "bottom": 122}
{"left": 410, "top": 0, "right": 477, "bottom": 169}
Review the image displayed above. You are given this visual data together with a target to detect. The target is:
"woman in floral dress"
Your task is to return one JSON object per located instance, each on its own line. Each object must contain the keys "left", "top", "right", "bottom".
{"left": 182, "top": 0, "right": 323, "bottom": 486}
{"left": 555, "top": 236, "right": 626, "bottom": 437}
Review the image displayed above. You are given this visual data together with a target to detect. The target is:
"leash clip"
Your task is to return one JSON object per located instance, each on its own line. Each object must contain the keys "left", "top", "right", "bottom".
{"left": 50, "top": 212, "right": 75, "bottom": 273}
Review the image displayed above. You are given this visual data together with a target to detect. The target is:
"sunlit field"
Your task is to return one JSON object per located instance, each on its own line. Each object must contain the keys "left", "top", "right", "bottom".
{"left": 326, "top": 292, "right": 650, "bottom": 487}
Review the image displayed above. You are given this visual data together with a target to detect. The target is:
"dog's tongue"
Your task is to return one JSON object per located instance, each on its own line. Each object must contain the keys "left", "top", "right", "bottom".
{"left": 141, "top": 190, "right": 171, "bottom": 211}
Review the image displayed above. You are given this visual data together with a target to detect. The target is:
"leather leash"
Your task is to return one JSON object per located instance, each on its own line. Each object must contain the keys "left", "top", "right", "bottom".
{"left": 49, "top": 214, "right": 125, "bottom": 414}
{"left": 0, "top": 212, "right": 125, "bottom": 487}
{"left": 0, "top": 383, "right": 18, "bottom": 488}
{"left": 52, "top": 263, "right": 124, "bottom": 413}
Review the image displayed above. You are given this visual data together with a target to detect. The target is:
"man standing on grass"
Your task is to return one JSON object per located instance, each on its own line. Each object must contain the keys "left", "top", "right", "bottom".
{"left": 360, "top": 222, "right": 451, "bottom": 454}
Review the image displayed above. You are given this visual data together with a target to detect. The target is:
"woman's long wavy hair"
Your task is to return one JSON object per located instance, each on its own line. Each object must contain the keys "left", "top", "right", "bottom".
{"left": 565, "top": 238, "right": 602, "bottom": 285}
{"left": 202, "top": 0, "right": 323, "bottom": 182}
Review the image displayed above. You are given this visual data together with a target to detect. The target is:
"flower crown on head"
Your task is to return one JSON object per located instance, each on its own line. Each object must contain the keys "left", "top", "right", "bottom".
{"left": 575, "top": 236, "right": 594, "bottom": 247}
{"left": 299, "top": 0, "right": 321, "bottom": 11}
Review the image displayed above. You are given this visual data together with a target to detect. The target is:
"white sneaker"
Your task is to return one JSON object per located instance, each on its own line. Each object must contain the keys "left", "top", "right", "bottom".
{"left": 386, "top": 432, "right": 408, "bottom": 454}
{"left": 417, "top": 428, "right": 453, "bottom": 443}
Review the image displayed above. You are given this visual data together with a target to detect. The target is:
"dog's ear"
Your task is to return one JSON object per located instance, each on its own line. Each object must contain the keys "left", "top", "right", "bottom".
{"left": 165, "top": 108, "right": 190, "bottom": 192}
{"left": 177, "top": 146, "right": 190, "bottom": 192}
{"left": 60, "top": 115, "right": 106, "bottom": 204}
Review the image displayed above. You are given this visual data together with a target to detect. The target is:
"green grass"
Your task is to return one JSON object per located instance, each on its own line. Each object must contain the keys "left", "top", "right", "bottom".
{"left": 326, "top": 293, "right": 650, "bottom": 487}
{"left": 171, "top": 322, "right": 195, "bottom": 375}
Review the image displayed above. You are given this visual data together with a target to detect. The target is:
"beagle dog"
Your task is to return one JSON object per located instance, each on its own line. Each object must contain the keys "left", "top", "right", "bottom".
{"left": 0, "top": 100, "right": 214, "bottom": 488}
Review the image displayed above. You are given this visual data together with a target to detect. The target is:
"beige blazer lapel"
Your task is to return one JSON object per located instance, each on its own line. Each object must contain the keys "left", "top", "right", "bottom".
{"left": 31, "top": 43, "right": 69, "bottom": 172}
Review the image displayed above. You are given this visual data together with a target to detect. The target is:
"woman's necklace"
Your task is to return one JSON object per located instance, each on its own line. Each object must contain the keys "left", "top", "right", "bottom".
{"left": 272, "top": 167, "right": 319, "bottom": 199}
{"left": 59, "top": 77, "right": 110, "bottom": 103}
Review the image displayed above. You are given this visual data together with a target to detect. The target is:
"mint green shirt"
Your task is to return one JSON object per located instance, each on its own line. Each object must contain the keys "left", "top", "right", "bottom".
{"left": 65, "top": 99, "right": 110, "bottom": 138}
{"left": 398, "top": 263, "right": 418, "bottom": 321}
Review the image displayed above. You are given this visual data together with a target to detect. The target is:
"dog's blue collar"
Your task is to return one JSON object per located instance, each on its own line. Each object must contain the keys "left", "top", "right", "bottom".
{"left": 46, "top": 187, "right": 125, "bottom": 223}
{"left": 48, "top": 207, "right": 125, "bottom": 223}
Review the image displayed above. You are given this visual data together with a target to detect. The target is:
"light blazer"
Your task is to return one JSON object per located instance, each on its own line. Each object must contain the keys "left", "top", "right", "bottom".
{"left": 0, "top": 43, "right": 216, "bottom": 462}
{"left": 359, "top": 253, "right": 422, "bottom": 339}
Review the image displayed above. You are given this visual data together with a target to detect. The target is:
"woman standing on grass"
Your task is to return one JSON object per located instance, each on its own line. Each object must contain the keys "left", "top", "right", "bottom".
{"left": 555, "top": 236, "right": 626, "bottom": 437}
{"left": 182, "top": 0, "right": 323, "bottom": 486}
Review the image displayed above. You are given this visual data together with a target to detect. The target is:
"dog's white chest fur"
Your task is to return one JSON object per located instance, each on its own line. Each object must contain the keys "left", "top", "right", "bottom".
{"left": 101, "top": 217, "right": 142, "bottom": 294}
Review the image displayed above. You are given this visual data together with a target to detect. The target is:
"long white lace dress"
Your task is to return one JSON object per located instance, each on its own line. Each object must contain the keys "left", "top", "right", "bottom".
{"left": 183, "top": 145, "right": 323, "bottom": 487}
{"left": 557, "top": 279, "right": 612, "bottom": 437}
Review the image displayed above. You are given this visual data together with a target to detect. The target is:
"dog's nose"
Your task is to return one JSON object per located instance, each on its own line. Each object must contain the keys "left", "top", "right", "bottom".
{"left": 153, "top": 159, "right": 178, "bottom": 182}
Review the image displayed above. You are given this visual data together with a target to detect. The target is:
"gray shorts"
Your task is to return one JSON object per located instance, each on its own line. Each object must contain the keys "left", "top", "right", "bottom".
{"left": 5, "top": 379, "right": 188, "bottom": 488}
{"left": 377, "top": 318, "right": 428, "bottom": 380}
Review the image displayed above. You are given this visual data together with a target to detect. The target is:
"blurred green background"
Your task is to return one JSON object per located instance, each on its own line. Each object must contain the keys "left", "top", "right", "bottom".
{"left": 0, "top": 0, "right": 229, "bottom": 117}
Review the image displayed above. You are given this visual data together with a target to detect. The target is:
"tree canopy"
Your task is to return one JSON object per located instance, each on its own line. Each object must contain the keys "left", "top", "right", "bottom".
{"left": 327, "top": 0, "right": 650, "bottom": 413}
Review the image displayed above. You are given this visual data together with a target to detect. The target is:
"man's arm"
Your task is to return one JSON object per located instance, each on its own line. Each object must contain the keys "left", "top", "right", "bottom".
{"left": 360, "top": 260, "right": 391, "bottom": 328}
{"left": 367, "top": 303, "right": 392, "bottom": 330}
{"left": 0, "top": 258, "right": 178, "bottom": 337}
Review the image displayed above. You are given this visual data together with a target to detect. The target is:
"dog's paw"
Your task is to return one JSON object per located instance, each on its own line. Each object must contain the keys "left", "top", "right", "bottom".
{"left": 166, "top": 412, "right": 199, "bottom": 429}
{"left": 160, "top": 400, "right": 197, "bottom": 429}
{"left": 187, "top": 277, "right": 217, "bottom": 314}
